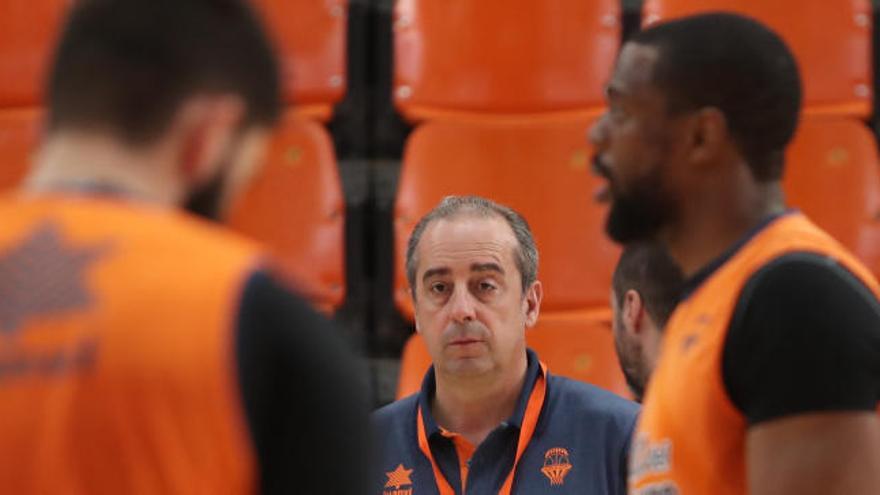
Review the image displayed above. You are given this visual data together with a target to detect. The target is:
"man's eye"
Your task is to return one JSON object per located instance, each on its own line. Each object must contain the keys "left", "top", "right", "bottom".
{"left": 479, "top": 282, "right": 497, "bottom": 292}
{"left": 430, "top": 283, "right": 448, "bottom": 294}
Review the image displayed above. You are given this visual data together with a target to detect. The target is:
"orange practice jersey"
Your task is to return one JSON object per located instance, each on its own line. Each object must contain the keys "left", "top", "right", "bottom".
{"left": 629, "top": 212, "right": 880, "bottom": 495}
{"left": 0, "top": 194, "right": 260, "bottom": 494}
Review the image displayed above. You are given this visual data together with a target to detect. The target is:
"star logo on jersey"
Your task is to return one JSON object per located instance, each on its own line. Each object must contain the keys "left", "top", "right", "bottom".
{"left": 384, "top": 464, "right": 413, "bottom": 494}
{"left": 541, "top": 447, "right": 573, "bottom": 486}
{"left": 0, "top": 222, "right": 112, "bottom": 335}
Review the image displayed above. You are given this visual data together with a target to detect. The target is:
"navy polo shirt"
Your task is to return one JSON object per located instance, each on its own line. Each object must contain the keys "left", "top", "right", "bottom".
{"left": 373, "top": 349, "right": 639, "bottom": 494}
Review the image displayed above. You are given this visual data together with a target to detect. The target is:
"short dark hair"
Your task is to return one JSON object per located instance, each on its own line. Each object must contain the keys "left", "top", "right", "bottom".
{"left": 405, "top": 196, "right": 538, "bottom": 298}
{"left": 612, "top": 242, "right": 684, "bottom": 329}
{"left": 46, "top": 0, "right": 281, "bottom": 145}
{"left": 630, "top": 12, "right": 802, "bottom": 182}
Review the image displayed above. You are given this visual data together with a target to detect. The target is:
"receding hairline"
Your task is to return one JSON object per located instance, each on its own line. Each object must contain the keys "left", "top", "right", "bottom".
{"left": 411, "top": 210, "right": 524, "bottom": 282}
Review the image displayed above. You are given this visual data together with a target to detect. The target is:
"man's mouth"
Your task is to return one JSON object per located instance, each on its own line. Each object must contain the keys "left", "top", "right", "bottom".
{"left": 591, "top": 155, "right": 609, "bottom": 177}
{"left": 595, "top": 183, "right": 612, "bottom": 203}
{"left": 592, "top": 155, "right": 613, "bottom": 203}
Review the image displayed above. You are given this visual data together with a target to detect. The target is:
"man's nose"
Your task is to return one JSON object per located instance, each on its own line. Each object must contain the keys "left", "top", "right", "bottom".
{"left": 448, "top": 286, "right": 477, "bottom": 324}
{"left": 588, "top": 112, "right": 609, "bottom": 148}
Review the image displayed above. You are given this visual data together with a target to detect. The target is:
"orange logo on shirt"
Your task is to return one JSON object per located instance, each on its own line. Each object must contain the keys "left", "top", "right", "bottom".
{"left": 541, "top": 447, "right": 573, "bottom": 486}
{"left": 384, "top": 464, "right": 413, "bottom": 495}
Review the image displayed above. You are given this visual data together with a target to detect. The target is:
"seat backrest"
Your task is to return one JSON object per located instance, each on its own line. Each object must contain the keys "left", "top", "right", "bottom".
{"left": 227, "top": 113, "right": 345, "bottom": 312}
{"left": 250, "top": 0, "right": 348, "bottom": 120}
{"left": 526, "top": 310, "right": 629, "bottom": 398}
{"left": 394, "top": 118, "right": 619, "bottom": 320}
{"left": 396, "top": 331, "right": 432, "bottom": 399}
{"left": 0, "top": 109, "right": 42, "bottom": 190}
{"left": 0, "top": 0, "right": 347, "bottom": 118}
{"left": 0, "top": 1, "right": 69, "bottom": 106}
{"left": 783, "top": 116, "right": 880, "bottom": 267}
{"left": 642, "top": 0, "right": 873, "bottom": 117}
{"left": 393, "top": 0, "right": 620, "bottom": 120}
{"left": 396, "top": 310, "right": 629, "bottom": 399}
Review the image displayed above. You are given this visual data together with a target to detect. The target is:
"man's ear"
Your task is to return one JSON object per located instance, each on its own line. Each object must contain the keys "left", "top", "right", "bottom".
{"left": 172, "top": 94, "right": 245, "bottom": 185}
{"left": 214, "top": 127, "right": 271, "bottom": 220}
{"left": 622, "top": 288, "right": 645, "bottom": 335}
{"left": 688, "top": 107, "right": 727, "bottom": 166}
{"left": 523, "top": 281, "right": 543, "bottom": 328}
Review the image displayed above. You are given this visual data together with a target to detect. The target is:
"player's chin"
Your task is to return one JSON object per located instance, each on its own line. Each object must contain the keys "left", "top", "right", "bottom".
{"left": 440, "top": 354, "right": 493, "bottom": 376}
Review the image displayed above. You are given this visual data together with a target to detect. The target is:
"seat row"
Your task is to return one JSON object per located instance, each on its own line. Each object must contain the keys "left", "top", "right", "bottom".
{"left": 0, "top": 1, "right": 872, "bottom": 119}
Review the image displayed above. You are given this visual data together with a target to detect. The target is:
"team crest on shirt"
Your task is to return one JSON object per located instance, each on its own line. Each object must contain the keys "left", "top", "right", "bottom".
{"left": 0, "top": 222, "right": 112, "bottom": 335}
{"left": 0, "top": 222, "right": 110, "bottom": 379}
{"left": 384, "top": 464, "right": 413, "bottom": 495}
{"left": 541, "top": 447, "right": 573, "bottom": 486}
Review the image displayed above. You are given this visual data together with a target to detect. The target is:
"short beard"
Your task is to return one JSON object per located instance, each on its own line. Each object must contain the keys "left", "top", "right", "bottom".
{"left": 613, "top": 311, "right": 648, "bottom": 403}
{"left": 605, "top": 168, "right": 673, "bottom": 244}
{"left": 623, "top": 362, "right": 646, "bottom": 404}
{"left": 183, "top": 169, "right": 228, "bottom": 221}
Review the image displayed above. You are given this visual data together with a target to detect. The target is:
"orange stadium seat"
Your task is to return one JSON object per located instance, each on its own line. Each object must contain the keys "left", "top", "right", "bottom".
{"left": 394, "top": 117, "right": 619, "bottom": 320}
{"left": 396, "top": 309, "right": 629, "bottom": 399}
{"left": 396, "top": 330, "right": 432, "bottom": 399}
{"left": 0, "top": 1, "right": 69, "bottom": 106}
{"left": 784, "top": 117, "right": 880, "bottom": 273}
{"left": 227, "top": 112, "right": 346, "bottom": 313}
{"left": 250, "top": 0, "right": 348, "bottom": 121}
{"left": 0, "top": 109, "right": 42, "bottom": 191}
{"left": 642, "top": 0, "right": 873, "bottom": 118}
{"left": 393, "top": 0, "right": 620, "bottom": 120}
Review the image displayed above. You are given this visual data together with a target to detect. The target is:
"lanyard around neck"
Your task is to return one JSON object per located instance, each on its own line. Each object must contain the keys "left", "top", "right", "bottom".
{"left": 416, "top": 363, "right": 548, "bottom": 495}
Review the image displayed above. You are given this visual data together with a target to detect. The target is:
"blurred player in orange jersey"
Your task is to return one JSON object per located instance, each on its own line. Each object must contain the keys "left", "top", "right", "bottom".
{"left": 610, "top": 241, "right": 684, "bottom": 403}
{"left": 591, "top": 12, "right": 880, "bottom": 495}
{"left": 0, "top": 0, "right": 368, "bottom": 493}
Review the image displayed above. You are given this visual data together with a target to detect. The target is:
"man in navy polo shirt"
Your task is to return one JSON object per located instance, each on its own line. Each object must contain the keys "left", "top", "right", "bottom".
{"left": 373, "top": 195, "right": 638, "bottom": 494}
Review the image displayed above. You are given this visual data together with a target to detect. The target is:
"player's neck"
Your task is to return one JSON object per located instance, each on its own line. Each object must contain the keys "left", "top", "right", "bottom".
{"left": 663, "top": 169, "right": 785, "bottom": 278}
{"left": 432, "top": 353, "right": 528, "bottom": 447}
{"left": 24, "top": 132, "right": 183, "bottom": 206}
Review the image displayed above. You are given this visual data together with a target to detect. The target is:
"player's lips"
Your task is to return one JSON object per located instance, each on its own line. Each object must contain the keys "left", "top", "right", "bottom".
{"left": 592, "top": 155, "right": 613, "bottom": 203}
{"left": 595, "top": 183, "right": 611, "bottom": 203}
{"left": 448, "top": 337, "right": 483, "bottom": 346}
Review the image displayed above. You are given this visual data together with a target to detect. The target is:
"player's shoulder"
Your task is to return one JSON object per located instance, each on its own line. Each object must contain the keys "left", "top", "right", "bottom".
{"left": 744, "top": 251, "right": 878, "bottom": 305}
{"left": 372, "top": 394, "right": 419, "bottom": 426}
{"left": 546, "top": 374, "right": 639, "bottom": 426}
{"left": 155, "top": 209, "right": 259, "bottom": 255}
{"left": 758, "top": 250, "right": 862, "bottom": 277}
{"left": 1, "top": 195, "right": 261, "bottom": 274}
{"left": 371, "top": 394, "right": 420, "bottom": 453}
